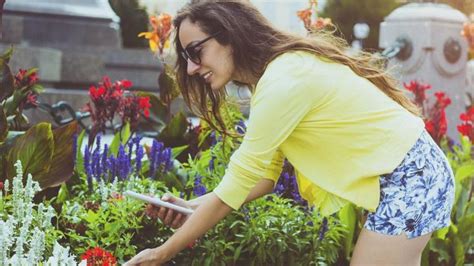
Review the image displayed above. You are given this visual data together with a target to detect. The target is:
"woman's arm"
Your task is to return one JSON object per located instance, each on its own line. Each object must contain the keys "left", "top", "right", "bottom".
{"left": 188, "top": 178, "right": 275, "bottom": 208}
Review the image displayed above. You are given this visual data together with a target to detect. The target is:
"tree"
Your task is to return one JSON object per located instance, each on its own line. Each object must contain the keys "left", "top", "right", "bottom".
{"left": 321, "top": 0, "right": 402, "bottom": 50}
{"left": 108, "top": 0, "right": 148, "bottom": 48}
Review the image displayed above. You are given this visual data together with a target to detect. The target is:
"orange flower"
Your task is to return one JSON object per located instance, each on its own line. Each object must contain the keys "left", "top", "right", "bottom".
{"left": 461, "top": 22, "right": 474, "bottom": 54}
{"left": 138, "top": 13, "right": 173, "bottom": 55}
{"left": 312, "top": 17, "right": 332, "bottom": 30}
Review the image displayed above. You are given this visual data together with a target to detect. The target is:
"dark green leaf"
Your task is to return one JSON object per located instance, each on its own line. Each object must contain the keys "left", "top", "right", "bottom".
{"left": 0, "top": 59, "right": 14, "bottom": 102}
{"left": 0, "top": 105, "right": 7, "bottom": 142}
{"left": 6, "top": 123, "right": 54, "bottom": 186}
{"left": 158, "top": 64, "right": 181, "bottom": 106}
{"left": 40, "top": 122, "right": 78, "bottom": 188}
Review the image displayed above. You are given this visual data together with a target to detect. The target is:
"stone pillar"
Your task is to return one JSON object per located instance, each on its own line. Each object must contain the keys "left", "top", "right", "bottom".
{"left": 379, "top": 3, "right": 469, "bottom": 139}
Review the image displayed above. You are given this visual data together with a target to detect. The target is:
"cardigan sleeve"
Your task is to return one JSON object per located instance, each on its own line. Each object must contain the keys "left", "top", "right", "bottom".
{"left": 213, "top": 55, "right": 314, "bottom": 209}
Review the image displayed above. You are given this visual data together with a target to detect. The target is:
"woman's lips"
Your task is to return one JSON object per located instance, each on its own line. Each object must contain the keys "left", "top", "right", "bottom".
{"left": 202, "top": 71, "right": 213, "bottom": 83}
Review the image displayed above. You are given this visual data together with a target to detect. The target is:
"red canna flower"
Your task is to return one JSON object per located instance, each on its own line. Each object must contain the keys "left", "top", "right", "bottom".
{"left": 0, "top": 181, "right": 3, "bottom": 190}
{"left": 138, "top": 97, "right": 151, "bottom": 118}
{"left": 457, "top": 106, "right": 474, "bottom": 143}
{"left": 404, "top": 80, "right": 431, "bottom": 109}
{"left": 81, "top": 247, "right": 117, "bottom": 266}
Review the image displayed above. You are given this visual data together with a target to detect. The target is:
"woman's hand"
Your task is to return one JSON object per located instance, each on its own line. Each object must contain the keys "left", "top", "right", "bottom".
{"left": 123, "top": 246, "right": 169, "bottom": 266}
{"left": 148, "top": 193, "right": 192, "bottom": 229}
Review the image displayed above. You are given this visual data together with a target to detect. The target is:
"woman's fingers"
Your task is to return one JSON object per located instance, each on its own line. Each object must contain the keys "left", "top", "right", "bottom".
{"left": 171, "top": 213, "right": 183, "bottom": 229}
{"left": 163, "top": 208, "right": 175, "bottom": 225}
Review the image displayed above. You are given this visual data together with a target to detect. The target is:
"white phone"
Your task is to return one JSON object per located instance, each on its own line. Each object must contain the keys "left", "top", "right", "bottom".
{"left": 123, "top": 190, "right": 194, "bottom": 215}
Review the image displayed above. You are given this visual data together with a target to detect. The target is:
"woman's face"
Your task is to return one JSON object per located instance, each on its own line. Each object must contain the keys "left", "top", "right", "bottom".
{"left": 178, "top": 18, "right": 236, "bottom": 90}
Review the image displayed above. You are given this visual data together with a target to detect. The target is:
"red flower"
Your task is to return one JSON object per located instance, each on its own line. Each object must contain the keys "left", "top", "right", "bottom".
{"left": 457, "top": 107, "right": 474, "bottom": 143}
{"left": 81, "top": 247, "right": 117, "bottom": 266}
{"left": 89, "top": 86, "right": 106, "bottom": 100}
{"left": 25, "top": 92, "right": 38, "bottom": 107}
{"left": 28, "top": 71, "right": 39, "bottom": 85}
{"left": 434, "top": 92, "right": 451, "bottom": 109}
{"left": 0, "top": 182, "right": 3, "bottom": 190}
{"left": 404, "top": 80, "right": 431, "bottom": 108}
{"left": 138, "top": 97, "right": 151, "bottom": 118}
{"left": 119, "top": 79, "right": 133, "bottom": 88}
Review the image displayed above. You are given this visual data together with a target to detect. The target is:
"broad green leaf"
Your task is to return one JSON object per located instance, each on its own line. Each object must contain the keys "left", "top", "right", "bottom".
{"left": 158, "top": 64, "right": 181, "bottom": 106}
{"left": 121, "top": 122, "right": 131, "bottom": 145}
{"left": 457, "top": 214, "right": 474, "bottom": 247}
{"left": 157, "top": 112, "right": 188, "bottom": 147}
{"left": 0, "top": 105, "right": 7, "bottom": 142}
{"left": 40, "top": 122, "right": 78, "bottom": 188}
{"left": 76, "top": 129, "right": 86, "bottom": 174}
{"left": 432, "top": 226, "right": 449, "bottom": 240}
{"left": 109, "top": 122, "right": 130, "bottom": 156}
{"left": 429, "top": 238, "right": 451, "bottom": 263}
{"left": 453, "top": 235, "right": 465, "bottom": 266}
{"left": 6, "top": 123, "right": 54, "bottom": 186}
{"left": 0, "top": 48, "right": 14, "bottom": 102}
{"left": 338, "top": 203, "right": 357, "bottom": 260}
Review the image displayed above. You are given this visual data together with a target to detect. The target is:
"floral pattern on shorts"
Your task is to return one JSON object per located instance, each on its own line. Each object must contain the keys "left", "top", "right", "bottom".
{"left": 364, "top": 130, "right": 455, "bottom": 239}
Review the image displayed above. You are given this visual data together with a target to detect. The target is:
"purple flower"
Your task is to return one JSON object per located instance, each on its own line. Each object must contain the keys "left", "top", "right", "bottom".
{"left": 117, "top": 144, "right": 131, "bottom": 180}
{"left": 101, "top": 144, "right": 108, "bottom": 181}
{"left": 107, "top": 155, "right": 116, "bottom": 180}
{"left": 209, "top": 156, "right": 215, "bottom": 171}
{"left": 193, "top": 175, "right": 207, "bottom": 196}
{"left": 84, "top": 145, "right": 93, "bottom": 191}
{"left": 162, "top": 148, "right": 173, "bottom": 172}
{"left": 318, "top": 217, "right": 328, "bottom": 241}
{"left": 236, "top": 120, "right": 246, "bottom": 134}
{"left": 210, "top": 131, "right": 217, "bottom": 146}
{"left": 149, "top": 140, "right": 163, "bottom": 178}
{"left": 135, "top": 146, "right": 144, "bottom": 176}
{"left": 72, "top": 133, "right": 78, "bottom": 165}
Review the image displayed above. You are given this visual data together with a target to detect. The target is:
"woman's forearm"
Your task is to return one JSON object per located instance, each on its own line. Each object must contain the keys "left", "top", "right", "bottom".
{"left": 188, "top": 178, "right": 274, "bottom": 209}
{"left": 161, "top": 192, "right": 232, "bottom": 259}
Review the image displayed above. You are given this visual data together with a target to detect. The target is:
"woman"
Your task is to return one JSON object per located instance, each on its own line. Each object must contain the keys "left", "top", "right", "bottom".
{"left": 125, "top": 1, "right": 455, "bottom": 265}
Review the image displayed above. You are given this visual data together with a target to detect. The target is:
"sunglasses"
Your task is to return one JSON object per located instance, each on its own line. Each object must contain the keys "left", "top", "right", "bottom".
{"left": 181, "top": 31, "right": 222, "bottom": 65}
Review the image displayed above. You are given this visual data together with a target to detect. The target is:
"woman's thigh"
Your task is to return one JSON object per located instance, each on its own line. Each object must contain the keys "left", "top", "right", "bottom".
{"left": 350, "top": 228, "right": 431, "bottom": 266}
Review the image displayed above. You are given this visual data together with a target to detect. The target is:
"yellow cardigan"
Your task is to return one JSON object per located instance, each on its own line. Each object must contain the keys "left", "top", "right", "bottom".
{"left": 214, "top": 51, "right": 424, "bottom": 216}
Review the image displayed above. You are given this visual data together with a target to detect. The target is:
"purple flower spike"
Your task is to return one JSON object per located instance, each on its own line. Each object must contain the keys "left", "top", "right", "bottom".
{"left": 193, "top": 175, "right": 207, "bottom": 196}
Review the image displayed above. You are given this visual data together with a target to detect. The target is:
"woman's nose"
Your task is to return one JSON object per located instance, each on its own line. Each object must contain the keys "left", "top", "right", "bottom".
{"left": 187, "top": 59, "right": 200, "bottom": 75}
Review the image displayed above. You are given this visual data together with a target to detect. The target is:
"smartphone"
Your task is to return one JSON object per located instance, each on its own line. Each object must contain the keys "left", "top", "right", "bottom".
{"left": 123, "top": 190, "right": 194, "bottom": 215}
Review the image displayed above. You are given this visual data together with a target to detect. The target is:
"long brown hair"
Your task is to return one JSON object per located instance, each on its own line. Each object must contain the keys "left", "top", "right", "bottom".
{"left": 173, "top": 0, "right": 420, "bottom": 134}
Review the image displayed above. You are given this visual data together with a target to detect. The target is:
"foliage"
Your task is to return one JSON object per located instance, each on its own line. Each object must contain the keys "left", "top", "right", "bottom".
{"left": 321, "top": 0, "right": 401, "bottom": 50}
{"left": 108, "top": 0, "right": 148, "bottom": 48}
{"left": 0, "top": 161, "right": 76, "bottom": 265}
{"left": 0, "top": 48, "right": 77, "bottom": 190}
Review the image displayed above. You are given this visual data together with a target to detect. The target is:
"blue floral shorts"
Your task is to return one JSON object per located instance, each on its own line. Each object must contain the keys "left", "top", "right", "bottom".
{"left": 364, "top": 130, "right": 455, "bottom": 239}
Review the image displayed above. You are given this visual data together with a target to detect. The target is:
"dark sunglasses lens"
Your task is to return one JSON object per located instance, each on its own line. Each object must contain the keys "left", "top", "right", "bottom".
{"left": 186, "top": 48, "right": 200, "bottom": 64}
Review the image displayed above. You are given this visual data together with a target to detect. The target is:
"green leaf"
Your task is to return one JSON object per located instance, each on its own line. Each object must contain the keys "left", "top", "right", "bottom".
{"left": 338, "top": 203, "right": 357, "bottom": 260}
{"left": 0, "top": 105, "right": 7, "bottom": 143}
{"left": 157, "top": 112, "right": 188, "bottom": 147}
{"left": 109, "top": 123, "right": 130, "bottom": 156}
{"left": 40, "top": 122, "right": 78, "bottom": 188}
{"left": 56, "top": 183, "right": 70, "bottom": 204}
{"left": 171, "top": 145, "right": 188, "bottom": 159}
{"left": 6, "top": 123, "right": 54, "bottom": 186}
{"left": 453, "top": 235, "right": 465, "bottom": 266}
{"left": 76, "top": 130, "right": 86, "bottom": 174}
{"left": 121, "top": 122, "right": 131, "bottom": 145}
{"left": 158, "top": 64, "right": 181, "bottom": 106}
{"left": 429, "top": 238, "right": 451, "bottom": 263}
{"left": 457, "top": 214, "right": 474, "bottom": 247}
{"left": 0, "top": 48, "right": 14, "bottom": 102}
